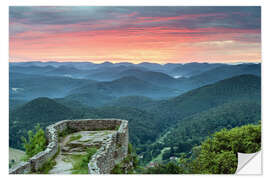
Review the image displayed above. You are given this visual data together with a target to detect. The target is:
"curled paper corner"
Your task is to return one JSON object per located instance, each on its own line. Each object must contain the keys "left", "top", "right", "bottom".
{"left": 236, "top": 151, "right": 262, "bottom": 175}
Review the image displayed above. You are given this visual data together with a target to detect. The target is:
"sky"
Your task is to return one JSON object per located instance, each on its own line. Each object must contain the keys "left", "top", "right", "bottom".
{"left": 9, "top": 6, "right": 261, "bottom": 64}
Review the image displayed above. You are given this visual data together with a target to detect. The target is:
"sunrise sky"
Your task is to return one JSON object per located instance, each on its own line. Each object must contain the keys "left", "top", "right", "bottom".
{"left": 9, "top": 6, "right": 261, "bottom": 64}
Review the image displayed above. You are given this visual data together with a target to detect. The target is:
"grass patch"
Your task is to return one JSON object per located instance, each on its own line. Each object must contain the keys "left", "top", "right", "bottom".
{"left": 88, "top": 131, "right": 98, "bottom": 135}
{"left": 36, "top": 159, "right": 56, "bottom": 174}
{"left": 67, "top": 134, "right": 82, "bottom": 144}
{"left": 115, "top": 125, "right": 120, "bottom": 130}
{"left": 70, "top": 148, "right": 97, "bottom": 174}
{"left": 103, "top": 131, "right": 112, "bottom": 135}
{"left": 78, "top": 139, "right": 93, "bottom": 143}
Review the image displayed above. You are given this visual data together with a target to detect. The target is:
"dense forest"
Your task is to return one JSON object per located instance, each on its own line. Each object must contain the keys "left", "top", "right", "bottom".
{"left": 141, "top": 100, "right": 260, "bottom": 164}
{"left": 144, "top": 123, "right": 261, "bottom": 174}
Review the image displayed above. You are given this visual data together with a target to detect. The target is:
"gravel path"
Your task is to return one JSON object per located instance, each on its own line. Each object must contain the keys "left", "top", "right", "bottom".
{"left": 49, "top": 135, "right": 73, "bottom": 174}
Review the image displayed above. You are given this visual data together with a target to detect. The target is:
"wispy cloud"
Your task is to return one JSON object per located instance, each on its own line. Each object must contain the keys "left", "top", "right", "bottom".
{"left": 9, "top": 6, "right": 261, "bottom": 63}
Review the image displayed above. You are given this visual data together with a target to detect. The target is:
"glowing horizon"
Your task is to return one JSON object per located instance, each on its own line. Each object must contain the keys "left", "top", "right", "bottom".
{"left": 9, "top": 7, "right": 261, "bottom": 63}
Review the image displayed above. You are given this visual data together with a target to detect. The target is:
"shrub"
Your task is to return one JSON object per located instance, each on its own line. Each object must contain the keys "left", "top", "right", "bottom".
{"left": 192, "top": 124, "right": 261, "bottom": 174}
{"left": 21, "top": 124, "right": 47, "bottom": 160}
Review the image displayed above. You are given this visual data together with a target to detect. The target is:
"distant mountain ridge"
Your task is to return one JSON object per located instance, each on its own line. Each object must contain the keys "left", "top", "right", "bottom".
{"left": 10, "top": 61, "right": 259, "bottom": 78}
{"left": 9, "top": 62, "right": 261, "bottom": 108}
{"left": 182, "top": 63, "right": 261, "bottom": 87}
{"left": 9, "top": 73, "right": 95, "bottom": 100}
{"left": 68, "top": 76, "right": 180, "bottom": 99}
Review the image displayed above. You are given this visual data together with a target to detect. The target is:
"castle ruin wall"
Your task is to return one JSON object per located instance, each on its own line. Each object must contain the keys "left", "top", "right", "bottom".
{"left": 9, "top": 119, "right": 128, "bottom": 174}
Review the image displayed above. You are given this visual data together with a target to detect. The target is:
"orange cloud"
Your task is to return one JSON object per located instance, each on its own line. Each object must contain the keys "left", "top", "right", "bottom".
{"left": 9, "top": 7, "right": 261, "bottom": 63}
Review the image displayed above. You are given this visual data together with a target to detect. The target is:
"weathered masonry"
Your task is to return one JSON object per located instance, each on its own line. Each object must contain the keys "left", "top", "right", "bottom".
{"left": 9, "top": 119, "right": 129, "bottom": 174}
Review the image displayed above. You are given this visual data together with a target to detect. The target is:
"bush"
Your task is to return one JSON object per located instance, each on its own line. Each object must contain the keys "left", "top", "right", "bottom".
{"left": 21, "top": 124, "right": 47, "bottom": 160}
{"left": 175, "top": 123, "right": 262, "bottom": 174}
{"left": 111, "top": 144, "right": 140, "bottom": 174}
{"left": 192, "top": 124, "right": 261, "bottom": 174}
{"left": 111, "top": 164, "right": 122, "bottom": 174}
{"left": 142, "top": 123, "right": 261, "bottom": 174}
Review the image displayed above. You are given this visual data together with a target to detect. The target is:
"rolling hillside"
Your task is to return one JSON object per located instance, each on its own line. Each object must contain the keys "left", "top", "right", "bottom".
{"left": 181, "top": 63, "right": 261, "bottom": 89}
{"left": 116, "top": 69, "right": 178, "bottom": 88}
{"left": 170, "top": 62, "right": 224, "bottom": 77}
{"left": 64, "top": 92, "right": 116, "bottom": 107}
{"left": 85, "top": 66, "right": 148, "bottom": 81}
{"left": 148, "top": 74, "right": 261, "bottom": 126}
{"left": 163, "top": 100, "right": 260, "bottom": 156}
{"left": 9, "top": 74, "right": 95, "bottom": 100}
{"left": 108, "top": 96, "right": 156, "bottom": 109}
{"left": 69, "top": 76, "right": 180, "bottom": 99}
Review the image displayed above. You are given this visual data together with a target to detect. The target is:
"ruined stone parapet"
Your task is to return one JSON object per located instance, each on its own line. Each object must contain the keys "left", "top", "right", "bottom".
{"left": 88, "top": 119, "right": 129, "bottom": 174}
{"left": 8, "top": 161, "right": 31, "bottom": 174}
{"left": 9, "top": 119, "right": 128, "bottom": 174}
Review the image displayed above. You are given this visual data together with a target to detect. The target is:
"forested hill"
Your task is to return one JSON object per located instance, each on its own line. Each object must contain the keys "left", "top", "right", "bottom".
{"left": 9, "top": 97, "right": 83, "bottom": 148}
{"left": 68, "top": 76, "right": 179, "bottom": 99}
{"left": 144, "top": 123, "right": 261, "bottom": 174}
{"left": 144, "top": 100, "right": 261, "bottom": 163}
{"left": 178, "top": 63, "right": 261, "bottom": 89}
{"left": 146, "top": 74, "right": 260, "bottom": 127}
{"left": 10, "top": 74, "right": 261, "bottom": 152}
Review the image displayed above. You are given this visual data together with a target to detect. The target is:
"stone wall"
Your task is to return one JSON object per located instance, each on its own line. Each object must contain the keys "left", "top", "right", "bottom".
{"left": 88, "top": 120, "right": 129, "bottom": 174}
{"left": 9, "top": 119, "right": 128, "bottom": 174}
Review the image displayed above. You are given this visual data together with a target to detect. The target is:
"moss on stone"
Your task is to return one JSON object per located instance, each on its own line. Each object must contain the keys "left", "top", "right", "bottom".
{"left": 67, "top": 134, "right": 82, "bottom": 144}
